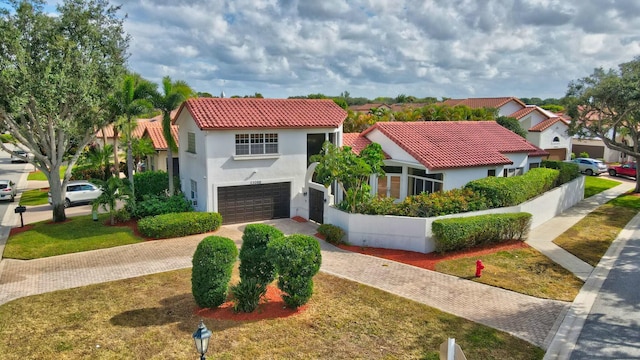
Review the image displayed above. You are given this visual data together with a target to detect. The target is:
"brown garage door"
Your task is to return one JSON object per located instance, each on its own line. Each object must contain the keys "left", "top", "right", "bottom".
{"left": 572, "top": 145, "right": 604, "bottom": 159}
{"left": 545, "top": 148, "right": 567, "bottom": 161}
{"left": 218, "top": 182, "right": 291, "bottom": 224}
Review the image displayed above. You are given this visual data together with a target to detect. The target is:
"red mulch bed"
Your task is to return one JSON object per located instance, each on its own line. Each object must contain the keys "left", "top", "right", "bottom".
{"left": 9, "top": 224, "right": 35, "bottom": 236}
{"left": 195, "top": 285, "right": 307, "bottom": 321}
{"left": 337, "top": 240, "right": 530, "bottom": 271}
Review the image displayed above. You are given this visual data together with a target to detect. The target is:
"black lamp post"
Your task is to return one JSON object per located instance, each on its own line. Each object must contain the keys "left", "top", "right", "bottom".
{"left": 193, "top": 320, "right": 212, "bottom": 360}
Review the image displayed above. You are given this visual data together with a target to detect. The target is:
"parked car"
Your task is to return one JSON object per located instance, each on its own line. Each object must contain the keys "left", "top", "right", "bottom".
{"left": 48, "top": 180, "right": 102, "bottom": 208}
{"left": 0, "top": 180, "right": 17, "bottom": 202}
{"left": 571, "top": 158, "right": 608, "bottom": 176}
{"left": 608, "top": 162, "right": 637, "bottom": 178}
{"left": 10, "top": 149, "right": 29, "bottom": 163}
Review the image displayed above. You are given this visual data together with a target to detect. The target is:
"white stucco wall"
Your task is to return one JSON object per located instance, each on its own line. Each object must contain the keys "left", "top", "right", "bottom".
{"left": 497, "top": 100, "right": 525, "bottom": 117}
{"left": 366, "top": 129, "right": 416, "bottom": 163}
{"left": 176, "top": 112, "right": 208, "bottom": 211}
{"left": 538, "top": 124, "right": 571, "bottom": 160}
{"left": 440, "top": 167, "right": 492, "bottom": 190}
{"left": 326, "top": 176, "right": 584, "bottom": 254}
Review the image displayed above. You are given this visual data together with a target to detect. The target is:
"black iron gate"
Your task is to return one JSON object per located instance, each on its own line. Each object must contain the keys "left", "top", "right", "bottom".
{"left": 309, "top": 188, "right": 324, "bottom": 224}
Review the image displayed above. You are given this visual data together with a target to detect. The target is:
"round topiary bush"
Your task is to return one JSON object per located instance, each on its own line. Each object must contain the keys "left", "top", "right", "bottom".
{"left": 268, "top": 234, "right": 322, "bottom": 308}
{"left": 239, "top": 224, "right": 284, "bottom": 287}
{"left": 191, "top": 235, "right": 238, "bottom": 308}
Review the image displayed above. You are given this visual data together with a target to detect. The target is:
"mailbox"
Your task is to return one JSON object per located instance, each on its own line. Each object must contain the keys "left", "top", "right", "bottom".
{"left": 14, "top": 206, "right": 26, "bottom": 214}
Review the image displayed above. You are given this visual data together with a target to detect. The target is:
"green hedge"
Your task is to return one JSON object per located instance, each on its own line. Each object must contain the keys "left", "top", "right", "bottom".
{"left": 130, "top": 194, "right": 193, "bottom": 219}
{"left": 268, "top": 234, "right": 322, "bottom": 309}
{"left": 317, "top": 224, "right": 346, "bottom": 245}
{"left": 191, "top": 235, "right": 238, "bottom": 308}
{"left": 432, "top": 212, "right": 532, "bottom": 253}
{"left": 133, "top": 171, "right": 179, "bottom": 201}
{"left": 541, "top": 160, "right": 580, "bottom": 185}
{"left": 138, "top": 212, "right": 222, "bottom": 239}
{"left": 464, "top": 168, "right": 559, "bottom": 208}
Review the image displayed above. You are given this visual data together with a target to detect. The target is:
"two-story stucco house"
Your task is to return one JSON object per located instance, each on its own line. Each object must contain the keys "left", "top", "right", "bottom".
{"left": 174, "top": 98, "right": 347, "bottom": 224}
{"left": 441, "top": 97, "right": 571, "bottom": 161}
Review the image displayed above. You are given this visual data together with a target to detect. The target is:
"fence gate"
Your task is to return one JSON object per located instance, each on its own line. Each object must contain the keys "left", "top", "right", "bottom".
{"left": 309, "top": 188, "right": 324, "bottom": 224}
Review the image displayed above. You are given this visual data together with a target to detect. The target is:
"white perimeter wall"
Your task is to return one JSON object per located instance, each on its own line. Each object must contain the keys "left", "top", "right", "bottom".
{"left": 325, "top": 176, "right": 585, "bottom": 254}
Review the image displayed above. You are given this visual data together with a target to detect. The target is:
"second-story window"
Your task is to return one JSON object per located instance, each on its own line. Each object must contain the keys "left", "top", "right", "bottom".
{"left": 187, "top": 132, "right": 196, "bottom": 153}
{"left": 236, "top": 133, "right": 278, "bottom": 155}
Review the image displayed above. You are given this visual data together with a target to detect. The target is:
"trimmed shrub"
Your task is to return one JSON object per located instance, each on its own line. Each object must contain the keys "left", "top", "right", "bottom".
{"left": 394, "top": 188, "right": 489, "bottom": 217}
{"left": 130, "top": 194, "right": 193, "bottom": 219}
{"left": 268, "top": 234, "right": 322, "bottom": 308}
{"left": 432, "top": 212, "right": 532, "bottom": 253}
{"left": 317, "top": 224, "right": 346, "bottom": 245}
{"left": 113, "top": 208, "right": 131, "bottom": 223}
{"left": 71, "top": 165, "right": 111, "bottom": 181}
{"left": 239, "top": 224, "right": 284, "bottom": 287}
{"left": 231, "top": 278, "right": 267, "bottom": 313}
{"left": 191, "top": 236, "right": 238, "bottom": 308}
{"left": 133, "top": 171, "right": 179, "bottom": 201}
{"left": 138, "top": 212, "right": 222, "bottom": 239}
{"left": 357, "top": 196, "right": 397, "bottom": 215}
{"left": 464, "top": 168, "right": 558, "bottom": 208}
{"left": 541, "top": 160, "right": 580, "bottom": 186}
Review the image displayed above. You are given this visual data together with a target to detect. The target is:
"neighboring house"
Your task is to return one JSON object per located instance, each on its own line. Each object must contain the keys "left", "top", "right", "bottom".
{"left": 174, "top": 97, "right": 347, "bottom": 224}
{"left": 343, "top": 121, "right": 548, "bottom": 201}
{"left": 141, "top": 123, "right": 179, "bottom": 173}
{"left": 348, "top": 103, "right": 391, "bottom": 114}
{"left": 440, "top": 97, "right": 571, "bottom": 161}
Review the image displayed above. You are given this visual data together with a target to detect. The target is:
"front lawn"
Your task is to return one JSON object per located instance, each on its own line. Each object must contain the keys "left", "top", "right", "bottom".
{"left": 0, "top": 269, "right": 544, "bottom": 360}
{"left": 3, "top": 214, "right": 144, "bottom": 259}
{"left": 27, "top": 165, "right": 67, "bottom": 181}
{"left": 18, "top": 188, "right": 49, "bottom": 206}
{"left": 435, "top": 248, "right": 582, "bottom": 302}
{"left": 584, "top": 176, "right": 621, "bottom": 198}
{"left": 554, "top": 193, "right": 640, "bottom": 266}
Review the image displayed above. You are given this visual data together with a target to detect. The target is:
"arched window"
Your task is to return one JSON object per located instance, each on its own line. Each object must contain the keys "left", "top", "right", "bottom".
{"left": 552, "top": 136, "right": 560, "bottom": 143}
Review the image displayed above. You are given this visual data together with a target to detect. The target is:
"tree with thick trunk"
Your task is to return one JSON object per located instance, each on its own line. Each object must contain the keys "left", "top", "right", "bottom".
{"left": 0, "top": 0, "right": 128, "bottom": 222}
{"left": 567, "top": 57, "right": 640, "bottom": 192}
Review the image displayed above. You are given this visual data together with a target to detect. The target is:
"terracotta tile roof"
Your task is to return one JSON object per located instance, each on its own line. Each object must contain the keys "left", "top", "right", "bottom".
{"left": 528, "top": 117, "right": 569, "bottom": 132}
{"left": 96, "top": 110, "right": 179, "bottom": 139}
{"left": 508, "top": 107, "right": 537, "bottom": 119}
{"left": 178, "top": 98, "right": 347, "bottom": 130}
{"left": 143, "top": 123, "right": 179, "bottom": 150}
{"left": 440, "top": 97, "right": 526, "bottom": 109}
{"left": 348, "top": 103, "right": 389, "bottom": 112}
{"left": 343, "top": 133, "right": 372, "bottom": 154}
{"left": 361, "top": 121, "right": 545, "bottom": 170}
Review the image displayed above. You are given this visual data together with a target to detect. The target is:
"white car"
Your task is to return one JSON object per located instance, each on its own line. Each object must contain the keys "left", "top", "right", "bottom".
{"left": 48, "top": 180, "right": 103, "bottom": 208}
{"left": 10, "top": 149, "right": 29, "bottom": 163}
{"left": 0, "top": 180, "right": 17, "bottom": 202}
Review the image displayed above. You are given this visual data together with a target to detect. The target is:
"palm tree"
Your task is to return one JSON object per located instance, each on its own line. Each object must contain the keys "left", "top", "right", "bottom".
{"left": 110, "top": 74, "right": 156, "bottom": 192}
{"left": 152, "top": 76, "right": 195, "bottom": 195}
{"left": 92, "top": 177, "right": 132, "bottom": 225}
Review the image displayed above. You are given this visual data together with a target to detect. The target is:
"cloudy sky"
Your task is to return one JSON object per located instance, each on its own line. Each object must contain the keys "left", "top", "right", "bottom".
{"left": 39, "top": 0, "right": 640, "bottom": 99}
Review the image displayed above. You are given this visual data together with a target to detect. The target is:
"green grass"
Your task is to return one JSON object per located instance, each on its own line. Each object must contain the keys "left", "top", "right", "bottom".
{"left": 435, "top": 248, "right": 582, "bottom": 302}
{"left": 3, "top": 214, "right": 143, "bottom": 259}
{"left": 27, "top": 166, "right": 67, "bottom": 181}
{"left": 18, "top": 188, "right": 49, "bottom": 206}
{"left": 584, "top": 176, "right": 620, "bottom": 198}
{"left": 554, "top": 194, "right": 640, "bottom": 266}
{"left": 0, "top": 270, "right": 544, "bottom": 360}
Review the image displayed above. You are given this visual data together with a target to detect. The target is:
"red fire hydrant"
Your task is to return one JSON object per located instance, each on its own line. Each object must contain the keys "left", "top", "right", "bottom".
{"left": 475, "top": 260, "right": 485, "bottom": 277}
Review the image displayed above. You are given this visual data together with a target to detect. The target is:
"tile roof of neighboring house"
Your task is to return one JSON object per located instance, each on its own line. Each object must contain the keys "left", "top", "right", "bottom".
{"left": 361, "top": 121, "right": 546, "bottom": 170}
{"left": 440, "top": 97, "right": 527, "bottom": 109}
{"left": 343, "top": 132, "right": 372, "bottom": 154}
{"left": 96, "top": 110, "right": 179, "bottom": 139}
{"left": 348, "top": 103, "right": 388, "bottom": 112}
{"left": 528, "top": 117, "right": 569, "bottom": 132}
{"left": 179, "top": 98, "right": 347, "bottom": 130}
{"left": 508, "top": 107, "right": 537, "bottom": 119}
{"left": 143, "top": 123, "right": 179, "bottom": 150}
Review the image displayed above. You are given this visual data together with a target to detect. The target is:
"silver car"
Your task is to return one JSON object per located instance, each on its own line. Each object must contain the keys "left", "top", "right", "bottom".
{"left": 48, "top": 180, "right": 103, "bottom": 208}
{"left": 0, "top": 180, "right": 17, "bottom": 202}
{"left": 571, "top": 158, "right": 608, "bottom": 176}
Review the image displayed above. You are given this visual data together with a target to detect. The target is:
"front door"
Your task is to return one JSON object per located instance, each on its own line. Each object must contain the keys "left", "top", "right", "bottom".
{"left": 309, "top": 188, "right": 324, "bottom": 224}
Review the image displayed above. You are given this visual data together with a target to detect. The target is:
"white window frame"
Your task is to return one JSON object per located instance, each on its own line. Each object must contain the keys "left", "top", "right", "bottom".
{"left": 235, "top": 133, "right": 278, "bottom": 156}
{"left": 190, "top": 179, "right": 197, "bottom": 200}
{"left": 503, "top": 167, "right": 524, "bottom": 177}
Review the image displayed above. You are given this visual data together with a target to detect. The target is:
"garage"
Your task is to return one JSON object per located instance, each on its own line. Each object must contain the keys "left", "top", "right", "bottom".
{"left": 571, "top": 144, "right": 604, "bottom": 159}
{"left": 544, "top": 148, "right": 567, "bottom": 161}
{"left": 217, "top": 182, "right": 291, "bottom": 224}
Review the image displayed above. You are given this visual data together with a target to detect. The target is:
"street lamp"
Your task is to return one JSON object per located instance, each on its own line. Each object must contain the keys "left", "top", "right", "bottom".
{"left": 192, "top": 320, "right": 212, "bottom": 360}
